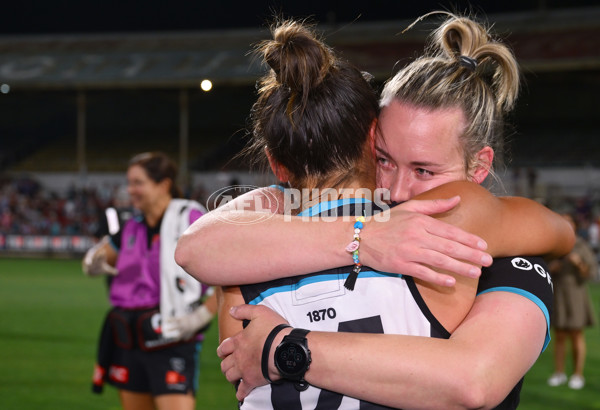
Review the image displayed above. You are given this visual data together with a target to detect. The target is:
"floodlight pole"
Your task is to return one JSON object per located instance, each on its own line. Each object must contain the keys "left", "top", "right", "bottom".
{"left": 179, "top": 88, "right": 189, "bottom": 192}
{"left": 76, "top": 90, "right": 87, "bottom": 184}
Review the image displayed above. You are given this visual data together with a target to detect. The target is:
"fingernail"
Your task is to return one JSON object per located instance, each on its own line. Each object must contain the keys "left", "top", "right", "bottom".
{"left": 445, "top": 277, "right": 456, "bottom": 286}
{"left": 477, "top": 240, "right": 487, "bottom": 250}
{"left": 469, "top": 267, "right": 481, "bottom": 278}
{"left": 481, "top": 254, "right": 492, "bottom": 266}
{"left": 229, "top": 306, "right": 237, "bottom": 314}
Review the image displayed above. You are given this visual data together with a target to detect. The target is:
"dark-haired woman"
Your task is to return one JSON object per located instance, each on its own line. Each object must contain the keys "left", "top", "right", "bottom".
{"left": 83, "top": 151, "right": 217, "bottom": 410}
{"left": 194, "top": 16, "right": 574, "bottom": 409}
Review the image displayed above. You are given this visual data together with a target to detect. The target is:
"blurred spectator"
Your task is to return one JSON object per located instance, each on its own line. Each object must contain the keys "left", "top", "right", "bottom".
{"left": 547, "top": 213, "right": 597, "bottom": 390}
{"left": 0, "top": 175, "right": 218, "bottom": 238}
{"left": 588, "top": 216, "right": 599, "bottom": 256}
{"left": 0, "top": 176, "right": 120, "bottom": 236}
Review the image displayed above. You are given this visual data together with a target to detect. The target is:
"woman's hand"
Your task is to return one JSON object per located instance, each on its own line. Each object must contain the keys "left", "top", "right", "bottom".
{"left": 361, "top": 196, "right": 492, "bottom": 287}
{"left": 217, "top": 304, "right": 290, "bottom": 401}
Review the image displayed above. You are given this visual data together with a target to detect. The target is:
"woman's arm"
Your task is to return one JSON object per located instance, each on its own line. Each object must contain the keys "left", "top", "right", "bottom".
{"left": 370, "top": 180, "right": 573, "bottom": 332}
{"left": 360, "top": 181, "right": 572, "bottom": 270}
{"left": 416, "top": 181, "right": 574, "bottom": 258}
{"left": 218, "top": 286, "right": 245, "bottom": 344}
{"left": 219, "top": 291, "right": 546, "bottom": 409}
{"left": 175, "top": 189, "right": 492, "bottom": 287}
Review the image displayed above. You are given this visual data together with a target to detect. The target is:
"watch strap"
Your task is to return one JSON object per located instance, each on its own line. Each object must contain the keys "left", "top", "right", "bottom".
{"left": 285, "top": 327, "right": 311, "bottom": 340}
{"left": 261, "top": 324, "right": 291, "bottom": 384}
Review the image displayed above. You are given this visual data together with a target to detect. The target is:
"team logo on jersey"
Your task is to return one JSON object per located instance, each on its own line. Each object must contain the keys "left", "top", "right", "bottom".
{"left": 511, "top": 257, "right": 533, "bottom": 270}
{"left": 511, "top": 257, "right": 553, "bottom": 291}
{"left": 207, "top": 184, "right": 280, "bottom": 225}
{"left": 534, "top": 263, "right": 553, "bottom": 291}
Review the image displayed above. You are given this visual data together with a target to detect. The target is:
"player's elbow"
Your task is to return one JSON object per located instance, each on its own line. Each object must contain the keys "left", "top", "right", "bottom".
{"left": 452, "top": 383, "right": 487, "bottom": 409}
{"left": 175, "top": 230, "right": 211, "bottom": 283}
{"left": 549, "top": 216, "right": 576, "bottom": 258}
{"left": 453, "top": 361, "right": 510, "bottom": 409}
{"left": 561, "top": 227, "right": 576, "bottom": 256}
{"left": 174, "top": 233, "right": 192, "bottom": 271}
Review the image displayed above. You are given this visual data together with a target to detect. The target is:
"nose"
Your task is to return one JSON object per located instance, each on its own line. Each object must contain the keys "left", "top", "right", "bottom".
{"left": 389, "top": 171, "right": 412, "bottom": 204}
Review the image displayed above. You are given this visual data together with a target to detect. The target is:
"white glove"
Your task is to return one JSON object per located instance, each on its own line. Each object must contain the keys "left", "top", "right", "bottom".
{"left": 82, "top": 237, "right": 118, "bottom": 276}
{"left": 162, "top": 305, "right": 214, "bottom": 340}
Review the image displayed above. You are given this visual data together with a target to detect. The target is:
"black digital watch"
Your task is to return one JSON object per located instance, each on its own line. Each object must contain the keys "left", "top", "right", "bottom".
{"left": 274, "top": 328, "right": 311, "bottom": 391}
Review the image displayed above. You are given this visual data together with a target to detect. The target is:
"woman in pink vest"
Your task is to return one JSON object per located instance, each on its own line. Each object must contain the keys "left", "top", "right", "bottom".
{"left": 83, "top": 151, "right": 216, "bottom": 410}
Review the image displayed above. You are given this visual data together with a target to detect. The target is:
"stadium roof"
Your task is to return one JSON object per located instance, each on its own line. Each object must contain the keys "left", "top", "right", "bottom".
{"left": 0, "top": 7, "right": 599, "bottom": 90}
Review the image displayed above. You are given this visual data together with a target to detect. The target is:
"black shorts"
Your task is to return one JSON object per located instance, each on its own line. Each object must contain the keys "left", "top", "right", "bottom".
{"left": 106, "top": 337, "right": 202, "bottom": 395}
{"left": 93, "top": 307, "right": 203, "bottom": 396}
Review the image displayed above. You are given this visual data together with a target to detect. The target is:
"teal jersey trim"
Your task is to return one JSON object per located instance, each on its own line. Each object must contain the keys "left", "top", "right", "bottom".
{"left": 298, "top": 197, "right": 371, "bottom": 217}
{"left": 248, "top": 269, "right": 402, "bottom": 306}
{"left": 478, "top": 286, "right": 551, "bottom": 353}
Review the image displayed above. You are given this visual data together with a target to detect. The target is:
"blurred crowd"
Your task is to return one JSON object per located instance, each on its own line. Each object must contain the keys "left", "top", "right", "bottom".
{"left": 571, "top": 198, "right": 600, "bottom": 256}
{"left": 0, "top": 176, "right": 115, "bottom": 237}
{"left": 1, "top": 175, "right": 599, "bottom": 254}
{"left": 0, "top": 175, "right": 217, "bottom": 238}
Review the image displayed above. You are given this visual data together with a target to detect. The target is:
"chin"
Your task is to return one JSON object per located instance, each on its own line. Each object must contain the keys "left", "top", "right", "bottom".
{"left": 130, "top": 199, "right": 144, "bottom": 210}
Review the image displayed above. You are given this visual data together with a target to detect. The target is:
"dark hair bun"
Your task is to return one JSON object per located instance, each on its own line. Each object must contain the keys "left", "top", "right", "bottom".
{"left": 262, "top": 20, "right": 333, "bottom": 93}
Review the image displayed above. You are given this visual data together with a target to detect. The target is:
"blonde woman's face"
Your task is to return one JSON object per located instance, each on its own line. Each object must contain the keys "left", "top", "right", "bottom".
{"left": 375, "top": 100, "right": 469, "bottom": 203}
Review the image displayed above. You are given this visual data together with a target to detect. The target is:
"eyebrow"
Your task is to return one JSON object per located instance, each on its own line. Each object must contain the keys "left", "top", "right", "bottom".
{"left": 375, "top": 145, "right": 391, "bottom": 158}
{"left": 375, "top": 145, "right": 442, "bottom": 168}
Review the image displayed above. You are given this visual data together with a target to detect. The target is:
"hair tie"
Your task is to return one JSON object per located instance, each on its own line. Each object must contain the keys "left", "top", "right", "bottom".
{"left": 361, "top": 71, "right": 374, "bottom": 83}
{"left": 459, "top": 55, "right": 478, "bottom": 72}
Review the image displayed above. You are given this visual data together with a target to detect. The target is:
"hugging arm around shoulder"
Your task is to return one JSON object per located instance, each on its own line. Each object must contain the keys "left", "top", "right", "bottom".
{"left": 413, "top": 180, "right": 574, "bottom": 258}
{"left": 408, "top": 180, "right": 567, "bottom": 333}
{"left": 176, "top": 186, "right": 492, "bottom": 287}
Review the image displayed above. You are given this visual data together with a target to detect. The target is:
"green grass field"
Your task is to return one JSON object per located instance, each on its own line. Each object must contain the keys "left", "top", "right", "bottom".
{"left": 0, "top": 258, "right": 237, "bottom": 410}
{"left": 1, "top": 257, "right": 599, "bottom": 409}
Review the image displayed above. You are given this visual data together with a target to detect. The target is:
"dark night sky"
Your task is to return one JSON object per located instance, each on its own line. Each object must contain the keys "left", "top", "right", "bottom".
{"left": 2, "top": 0, "right": 598, "bottom": 35}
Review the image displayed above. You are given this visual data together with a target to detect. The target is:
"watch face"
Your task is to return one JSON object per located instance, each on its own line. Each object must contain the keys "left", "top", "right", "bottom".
{"left": 276, "top": 342, "right": 307, "bottom": 375}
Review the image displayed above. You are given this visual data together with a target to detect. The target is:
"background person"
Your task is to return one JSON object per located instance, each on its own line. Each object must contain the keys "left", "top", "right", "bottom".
{"left": 547, "top": 213, "right": 597, "bottom": 390}
{"left": 82, "top": 151, "right": 217, "bottom": 410}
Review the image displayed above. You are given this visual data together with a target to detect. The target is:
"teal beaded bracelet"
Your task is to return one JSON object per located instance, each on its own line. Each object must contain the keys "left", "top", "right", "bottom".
{"left": 344, "top": 216, "right": 365, "bottom": 290}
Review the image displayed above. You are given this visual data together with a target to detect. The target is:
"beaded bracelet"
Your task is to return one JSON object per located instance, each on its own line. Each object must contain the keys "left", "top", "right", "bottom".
{"left": 344, "top": 216, "right": 365, "bottom": 290}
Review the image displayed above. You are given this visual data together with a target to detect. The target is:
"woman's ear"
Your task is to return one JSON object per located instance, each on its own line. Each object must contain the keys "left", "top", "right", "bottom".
{"left": 158, "top": 177, "right": 172, "bottom": 194}
{"left": 471, "top": 146, "right": 494, "bottom": 184}
{"left": 264, "top": 147, "right": 290, "bottom": 183}
{"left": 368, "top": 118, "right": 378, "bottom": 156}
